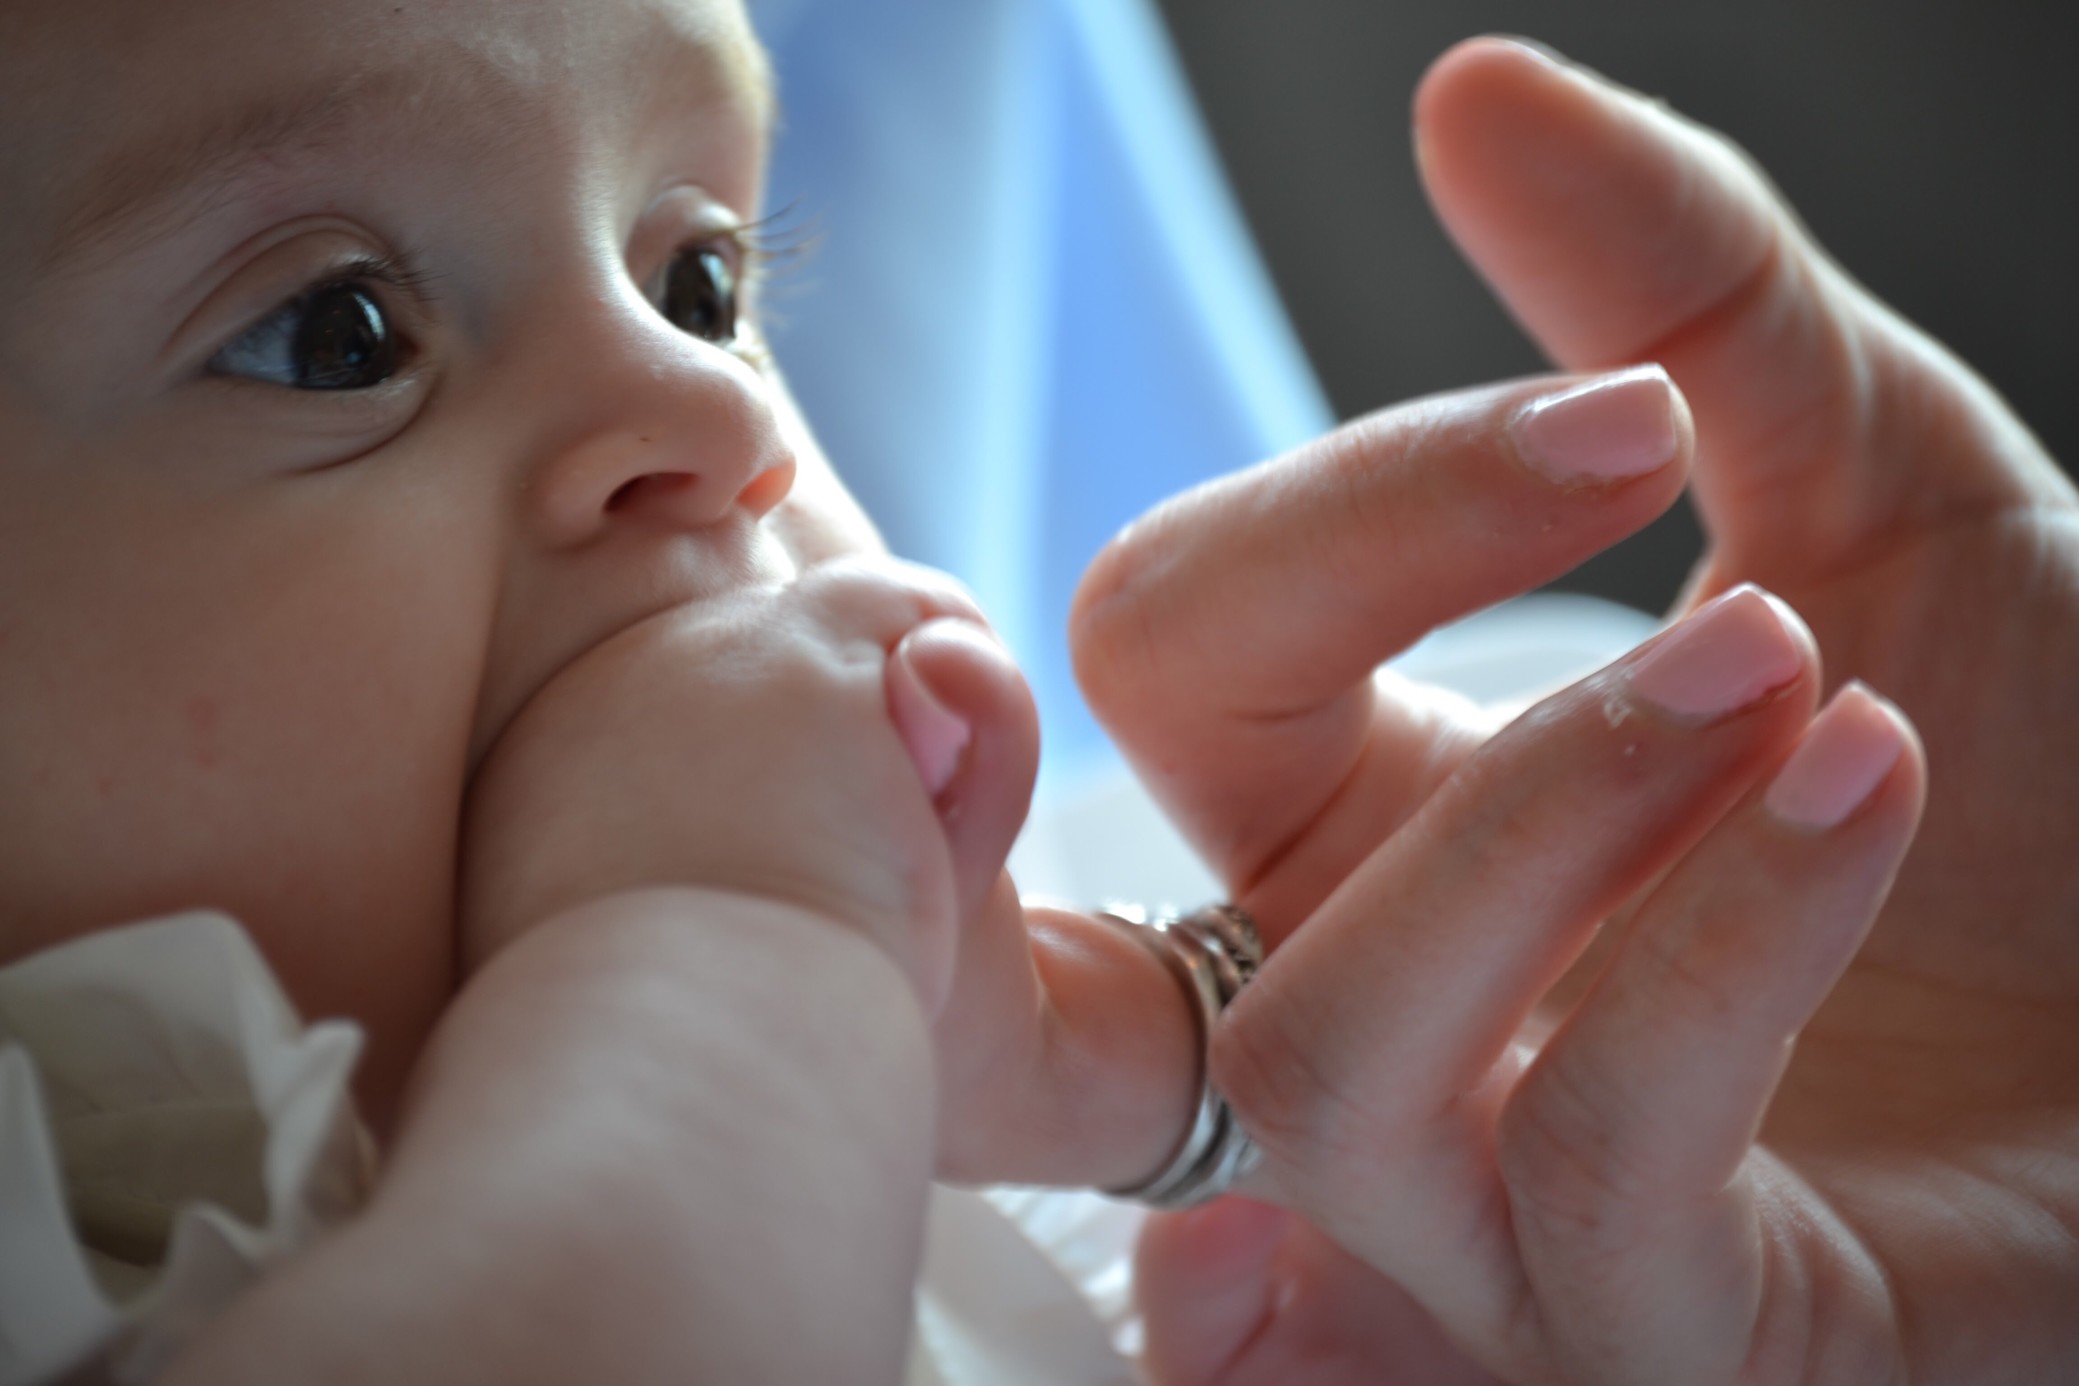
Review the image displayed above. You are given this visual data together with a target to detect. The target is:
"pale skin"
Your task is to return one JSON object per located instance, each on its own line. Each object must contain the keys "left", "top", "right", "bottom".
{"left": 0, "top": 0, "right": 1223, "bottom": 1189}
{"left": 0, "top": 0, "right": 1198, "bottom": 1376}
{"left": 4, "top": 2, "right": 2066, "bottom": 1384}
{"left": 1086, "top": 39, "right": 2079, "bottom": 1386}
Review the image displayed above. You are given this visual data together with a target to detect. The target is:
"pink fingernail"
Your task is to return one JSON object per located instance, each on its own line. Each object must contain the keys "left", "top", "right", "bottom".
{"left": 1510, "top": 366, "right": 1682, "bottom": 484}
{"left": 888, "top": 643, "right": 971, "bottom": 798}
{"left": 1626, "top": 586, "right": 1807, "bottom": 720}
{"left": 1765, "top": 683, "right": 1905, "bottom": 830}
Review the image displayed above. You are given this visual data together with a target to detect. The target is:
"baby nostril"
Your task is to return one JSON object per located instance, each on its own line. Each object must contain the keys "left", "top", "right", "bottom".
{"left": 605, "top": 472, "right": 697, "bottom": 512}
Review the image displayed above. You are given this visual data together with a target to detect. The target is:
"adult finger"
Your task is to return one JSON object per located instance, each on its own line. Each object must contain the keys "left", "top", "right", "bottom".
{"left": 1416, "top": 38, "right": 2063, "bottom": 585}
{"left": 1210, "top": 585, "right": 1819, "bottom": 1362}
{"left": 1074, "top": 368, "right": 1690, "bottom": 896}
{"left": 1136, "top": 1201, "right": 1291, "bottom": 1386}
{"left": 1497, "top": 684, "right": 1924, "bottom": 1385}
{"left": 1137, "top": 1203, "right": 1506, "bottom": 1386}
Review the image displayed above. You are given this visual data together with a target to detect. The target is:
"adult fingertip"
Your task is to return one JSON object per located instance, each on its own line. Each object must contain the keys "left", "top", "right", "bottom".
{"left": 1416, "top": 34, "right": 1634, "bottom": 142}
{"left": 1415, "top": 35, "right": 1551, "bottom": 107}
{"left": 1624, "top": 584, "right": 1815, "bottom": 724}
{"left": 1509, "top": 364, "right": 1689, "bottom": 487}
{"left": 1414, "top": 34, "right": 1571, "bottom": 150}
{"left": 1764, "top": 682, "right": 1917, "bottom": 832}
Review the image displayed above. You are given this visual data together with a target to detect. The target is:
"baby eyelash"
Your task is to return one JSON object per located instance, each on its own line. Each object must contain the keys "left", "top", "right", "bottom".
{"left": 726, "top": 203, "right": 819, "bottom": 353}
{"left": 729, "top": 202, "right": 819, "bottom": 286}
{"left": 327, "top": 252, "right": 443, "bottom": 304}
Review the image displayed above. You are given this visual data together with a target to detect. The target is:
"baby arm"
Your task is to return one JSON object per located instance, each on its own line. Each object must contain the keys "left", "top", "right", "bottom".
{"left": 166, "top": 892, "right": 932, "bottom": 1386}
{"left": 167, "top": 559, "right": 987, "bottom": 1384}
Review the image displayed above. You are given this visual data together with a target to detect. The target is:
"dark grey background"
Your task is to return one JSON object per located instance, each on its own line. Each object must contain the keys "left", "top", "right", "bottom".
{"left": 1152, "top": 0, "right": 2077, "bottom": 613}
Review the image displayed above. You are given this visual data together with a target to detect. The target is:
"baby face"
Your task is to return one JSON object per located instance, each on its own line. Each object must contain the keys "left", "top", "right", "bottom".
{"left": 0, "top": 0, "right": 883, "bottom": 1120}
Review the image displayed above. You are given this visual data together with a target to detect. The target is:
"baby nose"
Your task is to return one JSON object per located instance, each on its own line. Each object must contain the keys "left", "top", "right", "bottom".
{"left": 527, "top": 321, "right": 796, "bottom": 548}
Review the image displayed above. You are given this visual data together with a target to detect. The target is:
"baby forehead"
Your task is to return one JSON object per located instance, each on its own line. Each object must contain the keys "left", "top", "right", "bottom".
{"left": 2, "top": 0, "right": 770, "bottom": 275}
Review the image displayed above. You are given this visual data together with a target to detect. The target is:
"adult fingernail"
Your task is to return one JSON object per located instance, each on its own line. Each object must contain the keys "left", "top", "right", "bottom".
{"left": 888, "top": 639, "right": 971, "bottom": 798}
{"left": 1510, "top": 365, "right": 1683, "bottom": 485}
{"left": 1765, "top": 683, "right": 1906, "bottom": 830}
{"left": 1626, "top": 585, "right": 1806, "bottom": 720}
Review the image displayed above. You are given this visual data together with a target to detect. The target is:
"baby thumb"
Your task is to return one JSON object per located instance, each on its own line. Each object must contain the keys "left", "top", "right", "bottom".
{"left": 886, "top": 619, "right": 1039, "bottom": 928}
{"left": 887, "top": 630, "right": 973, "bottom": 798}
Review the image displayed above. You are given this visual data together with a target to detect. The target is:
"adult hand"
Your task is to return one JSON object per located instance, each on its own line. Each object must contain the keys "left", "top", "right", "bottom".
{"left": 1075, "top": 37, "right": 2079, "bottom": 1386}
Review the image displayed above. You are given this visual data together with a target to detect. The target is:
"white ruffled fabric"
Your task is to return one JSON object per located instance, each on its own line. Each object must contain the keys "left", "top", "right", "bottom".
{"left": 911, "top": 1188, "right": 1143, "bottom": 1385}
{"left": 0, "top": 914, "right": 372, "bottom": 1386}
{"left": 0, "top": 915, "right": 1139, "bottom": 1385}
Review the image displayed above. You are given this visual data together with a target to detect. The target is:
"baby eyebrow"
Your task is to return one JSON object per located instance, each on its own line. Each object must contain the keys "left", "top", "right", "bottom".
{"left": 36, "top": 82, "right": 407, "bottom": 280}
{"left": 37, "top": 28, "right": 775, "bottom": 283}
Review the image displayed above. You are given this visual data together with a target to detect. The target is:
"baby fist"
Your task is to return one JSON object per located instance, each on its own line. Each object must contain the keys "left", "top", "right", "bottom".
{"left": 457, "top": 558, "right": 1003, "bottom": 1009}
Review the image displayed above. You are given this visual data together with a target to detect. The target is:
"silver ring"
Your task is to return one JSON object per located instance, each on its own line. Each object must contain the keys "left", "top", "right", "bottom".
{"left": 1097, "top": 903, "right": 1264, "bottom": 1209}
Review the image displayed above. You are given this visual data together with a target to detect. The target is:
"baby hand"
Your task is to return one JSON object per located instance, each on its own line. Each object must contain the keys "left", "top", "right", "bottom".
{"left": 455, "top": 550, "right": 1204, "bottom": 1195}
{"left": 457, "top": 556, "right": 1023, "bottom": 1012}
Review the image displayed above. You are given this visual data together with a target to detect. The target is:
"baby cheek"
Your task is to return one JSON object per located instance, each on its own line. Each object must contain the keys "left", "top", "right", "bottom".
{"left": 184, "top": 695, "right": 224, "bottom": 770}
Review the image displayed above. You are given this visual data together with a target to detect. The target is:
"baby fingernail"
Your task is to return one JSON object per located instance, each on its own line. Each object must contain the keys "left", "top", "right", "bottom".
{"left": 888, "top": 642, "right": 971, "bottom": 798}
{"left": 1511, "top": 365, "right": 1683, "bottom": 484}
{"left": 1765, "top": 683, "right": 1905, "bottom": 830}
{"left": 1627, "top": 585, "right": 1807, "bottom": 720}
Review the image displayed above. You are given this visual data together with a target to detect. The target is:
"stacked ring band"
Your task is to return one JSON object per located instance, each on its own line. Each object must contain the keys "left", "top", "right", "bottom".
{"left": 1097, "top": 903, "right": 1264, "bottom": 1209}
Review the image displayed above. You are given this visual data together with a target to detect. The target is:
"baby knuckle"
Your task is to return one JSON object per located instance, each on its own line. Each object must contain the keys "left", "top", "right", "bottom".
{"left": 790, "top": 559, "right": 916, "bottom": 633}
{"left": 794, "top": 555, "right": 983, "bottom": 636}
{"left": 876, "top": 557, "right": 986, "bottom": 622}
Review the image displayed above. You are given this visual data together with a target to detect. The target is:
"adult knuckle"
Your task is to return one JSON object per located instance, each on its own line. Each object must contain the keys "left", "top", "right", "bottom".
{"left": 799, "top": 560, "right": 903, "bottom": 621}
{"left": 1210, "top": 999, "right": 1393, "bottom": 1176}
{"left": 1634, "top": 911, "right": 1750, "bottom": 1031}
{"left": 1496, "top": 1058, "right": 1655, "bottom": 1255}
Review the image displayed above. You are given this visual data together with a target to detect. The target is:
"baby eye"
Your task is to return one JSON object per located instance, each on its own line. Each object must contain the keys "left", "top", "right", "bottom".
{"left": 659, "top": 245, "right": 739, "bottom": 345}
{"left": 210, "top": 282, "right": 401, "bottom": 391}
